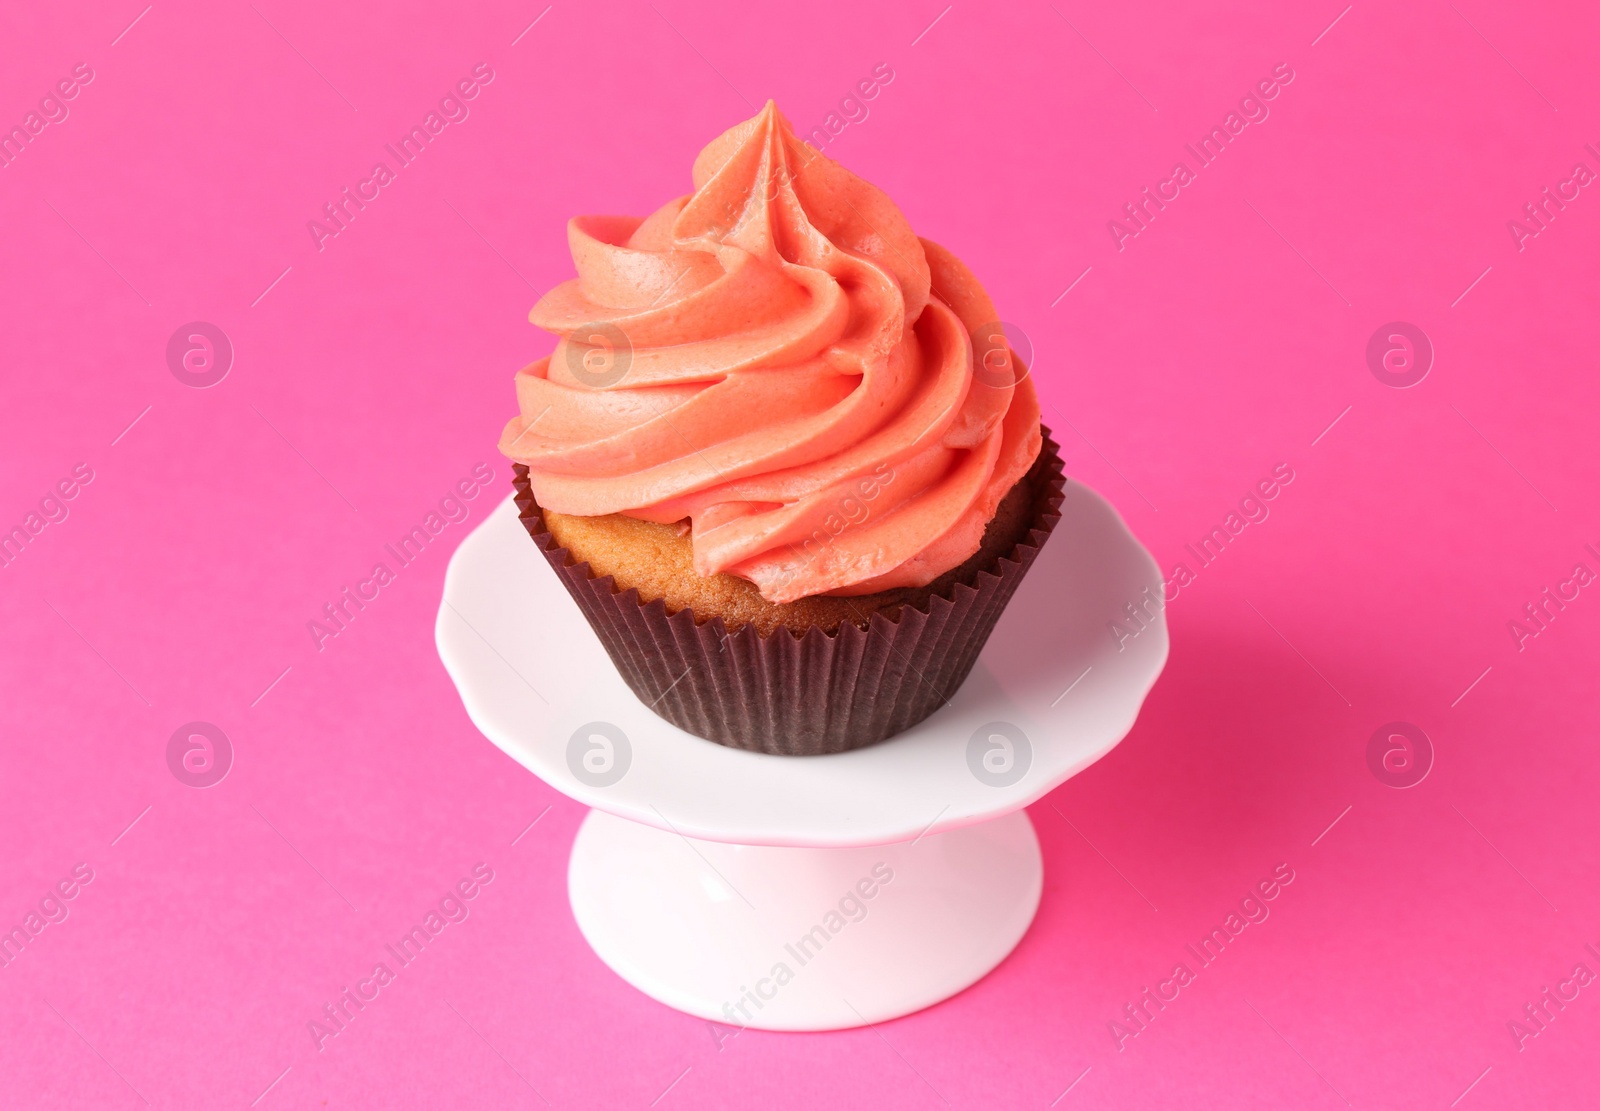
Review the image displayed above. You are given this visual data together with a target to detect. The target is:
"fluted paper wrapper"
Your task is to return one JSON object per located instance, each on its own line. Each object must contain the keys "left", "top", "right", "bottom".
{"left": 512, "top": 430, "right": 1065, "bottom": 755}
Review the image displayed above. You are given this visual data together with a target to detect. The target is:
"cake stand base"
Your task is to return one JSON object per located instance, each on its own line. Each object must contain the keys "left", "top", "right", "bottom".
{"left": 567, "top": 808, "right": 1042, "bottom": 1031}
{"left": 441, "top": 484, "right": 1168, "bottom": 1027}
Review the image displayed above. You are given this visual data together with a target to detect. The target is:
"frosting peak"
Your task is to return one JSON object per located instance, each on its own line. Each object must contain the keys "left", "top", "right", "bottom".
{"left": 500, "top": 102, "right": 1041, "bottom": 603}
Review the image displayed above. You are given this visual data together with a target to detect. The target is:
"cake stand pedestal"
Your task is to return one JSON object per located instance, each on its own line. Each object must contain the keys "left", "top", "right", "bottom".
{"left": 437, "top": 481, "right": 1167, "bottom": 1031}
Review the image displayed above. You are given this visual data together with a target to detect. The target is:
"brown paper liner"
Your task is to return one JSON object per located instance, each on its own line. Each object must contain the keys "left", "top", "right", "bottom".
{"left": 512, "top": 429, "right": 1065, "bottom": 755}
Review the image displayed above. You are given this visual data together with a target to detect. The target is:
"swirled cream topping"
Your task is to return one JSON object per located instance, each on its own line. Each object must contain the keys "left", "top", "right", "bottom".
{"left": 499, "top": 102, "right": 1041, "bottom": 604}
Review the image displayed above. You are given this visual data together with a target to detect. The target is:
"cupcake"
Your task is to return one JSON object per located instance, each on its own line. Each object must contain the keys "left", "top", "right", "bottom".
{"left": 500, "top": 102, "right": 1063, "bottom": 755}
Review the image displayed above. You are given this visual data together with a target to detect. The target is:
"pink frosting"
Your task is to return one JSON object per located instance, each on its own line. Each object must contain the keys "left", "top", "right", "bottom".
{"left": 499, "top": 102, "right": 1041, "bottom": 604}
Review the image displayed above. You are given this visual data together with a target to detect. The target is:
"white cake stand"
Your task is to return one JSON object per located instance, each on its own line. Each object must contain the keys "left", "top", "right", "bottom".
{"left": 436, "top": 481, "right": 1167, "bottom": 1031}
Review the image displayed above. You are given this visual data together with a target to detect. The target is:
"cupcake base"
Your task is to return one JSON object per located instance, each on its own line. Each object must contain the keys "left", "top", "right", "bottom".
{"left": 540, "top": 474, "right": 1040, "bottom": 637}
{"left": 512, "top": 429, "right": 1066, "bottom": 755}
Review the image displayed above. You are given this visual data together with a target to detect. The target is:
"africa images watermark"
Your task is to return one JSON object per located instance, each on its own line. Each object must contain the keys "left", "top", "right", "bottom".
{"left": 1111, "top": 462, "right": 1296, "bottom": 650}
{"left": 166, "top": 322, "right": 234, "bottom": 388}
{"left": 306, "top": 62, "right": 497, "bottom": 251}
{"left": 968, "top": 721, "right": 1032, "bottom": 787}
{"left": 1108, "top": 62, "right": 1297, "bottom": 250}
{"left": 567, "top": 722, "right": 631, "bottom": 788}
{"left": 0, "top": 62, "right": 95, "bottom": 169}
{"left": 716, "top": 861, "right": 895, "bottom": 1030}
{"left": 1506, "top": 545, "right": 1596, "bottom": 653}
{"left": 0, "top": 862, "right": 96, "bottom": 973}
{"left": 307, "top": 462, "right": 497, "bottom": 650}
{"left": 166, "top": 721, "right": 234, "bottom": 788}
{"left": 1506, "top": 143, "right": 1600, "bottom": 252}
{"left": 1367, "top": 721, "right": 1433, "bottom": 789}
{"left": 765, "top": 462, "right": 897, "bottom": 598}
{"left": 0, "top": 463, "right": 95, "bottom": 572}
{"left": 1109, "top": 862, "right": 1297, "bottom": 1050}
{"left": 1507, "top": 942, "right": 1600, "bottom": 1052}
{"left": 307, "top": 863, "right": 496, "bottom": 1050}
{"left": 796, "top": 63, "right": 896, "bottom": 152}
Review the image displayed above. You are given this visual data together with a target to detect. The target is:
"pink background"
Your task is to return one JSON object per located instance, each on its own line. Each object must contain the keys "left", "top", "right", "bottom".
{"left": 2, "top": 0, "right": 1598, "bottom": 1106}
